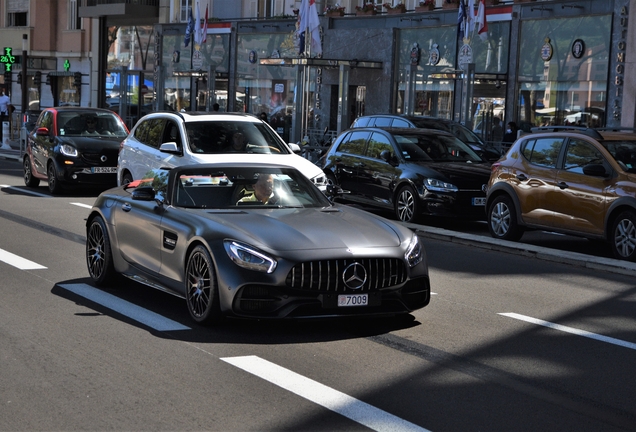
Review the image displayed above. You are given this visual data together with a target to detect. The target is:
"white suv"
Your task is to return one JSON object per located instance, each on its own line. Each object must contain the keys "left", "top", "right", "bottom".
{"left": 117, "top": 111, "right": 327, "bottom": 189}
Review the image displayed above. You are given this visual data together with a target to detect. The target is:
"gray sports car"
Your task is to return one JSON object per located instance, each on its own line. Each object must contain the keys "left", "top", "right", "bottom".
{"left": 85, "top": 163, "right": 430, "bottom": 324}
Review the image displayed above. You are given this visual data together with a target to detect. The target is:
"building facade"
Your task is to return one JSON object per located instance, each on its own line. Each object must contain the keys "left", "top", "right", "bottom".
{"left": 1, "top": 0, "right": 636, "bottom": 145}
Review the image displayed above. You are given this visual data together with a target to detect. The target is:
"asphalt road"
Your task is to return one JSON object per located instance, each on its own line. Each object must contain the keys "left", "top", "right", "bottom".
{"left": 1, "top": 156, "right": 635, "bottom": 431}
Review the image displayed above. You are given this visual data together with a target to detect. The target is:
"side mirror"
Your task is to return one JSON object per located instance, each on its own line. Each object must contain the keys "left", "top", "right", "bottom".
{"left": 582, "top": 163, "right": 609, "bottom": 177}
{"left": 35, "top": 127, "right": 50, "bottom": 137}
{"left": 131, "top": 186, "right": 156, "bottom": 201}
{"left": 159, "top": 142, "right": 181, "bottom": 155}
{"left": 289, "top": 143, "right": 301, "bottom": 153}
{"left": 380, "top": 150, "right": 394, "bottom": 163}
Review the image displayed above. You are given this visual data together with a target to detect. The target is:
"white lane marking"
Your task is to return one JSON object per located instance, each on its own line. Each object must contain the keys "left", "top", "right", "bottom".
{"left": 59, "top": 283, "right": 191, "bottom": 332}
{"left": 499, "top": 312, "right": 636, "bottom": 351}
{"left": 221, "top": 355, "right": 431, "bottom": 432}
{"left": 0, "top": 184, "right": 50, "bottom": 197}
{"left": 70, "top": 202, "right": 93, "bottom": 209}
{"left": 0, "top": 247, "right": 47, "bottom": 269}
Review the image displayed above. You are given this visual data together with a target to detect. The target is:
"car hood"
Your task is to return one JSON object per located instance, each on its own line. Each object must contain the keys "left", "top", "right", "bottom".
{"left": 201, "top": 205, "right": 408, "bottom": 252}
{"left": 189, "top": 153, "right": 324, "bottom": 180}
{"left": 57, "top": 136, "right": 123, "bottom": 151}
{"left": 419, "top": 161, "right": 491, "bottom": 188}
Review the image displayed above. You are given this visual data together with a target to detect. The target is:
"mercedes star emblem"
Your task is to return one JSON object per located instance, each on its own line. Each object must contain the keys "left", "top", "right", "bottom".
{"left": 342, "top": 262, "right": 367, "bottom": 290}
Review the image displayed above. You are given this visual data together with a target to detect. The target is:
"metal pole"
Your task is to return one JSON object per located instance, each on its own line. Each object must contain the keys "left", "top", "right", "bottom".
{"left": 21, "top": 34, "right": 27, "bottom": 126}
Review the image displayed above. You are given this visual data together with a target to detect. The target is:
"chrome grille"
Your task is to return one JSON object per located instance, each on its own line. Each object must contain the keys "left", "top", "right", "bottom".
{"left": 286, "top": 258, "right": 407, "bottom": 292}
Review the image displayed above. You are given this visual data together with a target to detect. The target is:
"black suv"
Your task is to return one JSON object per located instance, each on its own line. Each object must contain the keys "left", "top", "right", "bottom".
{"left": 351, "top": 114, "right": 501, "bottom": 161}
{"left": 322, "top": 127, "right": 492, "bottom": 223}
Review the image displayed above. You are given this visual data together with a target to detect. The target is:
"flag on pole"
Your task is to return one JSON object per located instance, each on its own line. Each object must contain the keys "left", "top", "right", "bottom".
{"left": 194, "top": 1, "right": 202, "bottom": 47}
{"left": 477, "top": 0, "right": 488, "bottom": 41}
{"left": 466, "top": 0, "right": 476, "bottom": 34}
{"left": 457, "top": 0, "right": 468, "bottom": 39}
{"left": 297, "top": 0, "right": 322, "bottom": 56}
{"left": 202, "top": 6, "right": 208, "bottom": 44}
{"left": 184, "top": 7, "right": 194, "bottom": 47}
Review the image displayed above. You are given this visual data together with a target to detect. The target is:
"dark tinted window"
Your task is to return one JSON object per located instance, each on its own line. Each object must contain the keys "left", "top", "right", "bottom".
{"left": 336, "top": 131, "right": 369, "bottom": 155}
{"left": 393, "top": 133, "right": 483, "bottom": 162}
{"left": 184, "top": 121, "right": 288, "bottom": 154}
{"left": 367, "top": 132, "right": 394, "bottom": 159}
{"left": 521, "top": 138, "right": 563, "bottom": 168}
{"left": 391, "top": 118, "right": 411, "bottom": 128}
{"left": 373, "top": 117, "right": 392, "bottom": 127}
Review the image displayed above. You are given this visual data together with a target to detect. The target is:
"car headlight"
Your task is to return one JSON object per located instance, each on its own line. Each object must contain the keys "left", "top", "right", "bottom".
{"left": 224, "top": 240, "right": 277, "bottom": 273}
{"left": 405, "top": 234, "right": 423, "bottom": 268}
{"left": 312, "top": 173, "right": 326, "bottom": 186}
{"left": 424, "top": 178, "right": 458, "bottom": 193}
{"left": 60, "top": 144, "right": 78, "bottom": 157}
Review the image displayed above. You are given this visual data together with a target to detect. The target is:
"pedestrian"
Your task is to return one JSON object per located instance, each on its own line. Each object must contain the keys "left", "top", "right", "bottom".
{"left": 502, "top": 121, "right": 519, "bottom": 145}
{"left": 259, "top": 112, "right": 268, "bottom": 122}
{"left": 212, "top": 103, "right": 220, "bottom": 112}
{"left": 0, "top": 88, "right": 10, "bottom": 141}
{"left": 491, "top": 117, "right": 504, "bottom": 153}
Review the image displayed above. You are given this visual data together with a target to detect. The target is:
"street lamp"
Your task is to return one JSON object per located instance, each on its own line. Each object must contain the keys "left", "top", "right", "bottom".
{"left": 21, "top": 34, "right": 27, "bottom": 126}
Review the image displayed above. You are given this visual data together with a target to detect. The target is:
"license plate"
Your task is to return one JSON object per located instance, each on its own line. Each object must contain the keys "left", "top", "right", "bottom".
{"left": 92, "top": 167, "right": 117, "bottom": 173}
{"left": 338, "top": 294, "right": 368, "bottom": 307}
{"left": 472, "top": 197, "right": 486, "bottom": 206}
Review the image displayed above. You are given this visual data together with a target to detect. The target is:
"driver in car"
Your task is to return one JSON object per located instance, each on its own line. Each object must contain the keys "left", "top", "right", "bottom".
{"left": 237, "top": 174, "right": 277, "bottom": 204}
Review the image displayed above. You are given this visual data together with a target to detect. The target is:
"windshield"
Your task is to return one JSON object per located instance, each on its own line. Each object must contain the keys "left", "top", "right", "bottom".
{"left": 410, "top": 118, "right": 485, "bottom": 146}
{"left": 185, "top": 121, "right": 290, "bottom": 155}
{"left": 173, "top": 167, "right": 331, "bottom": 209}
{"left": 57, "top": 111, "right": 128, "bottom": 138}
{"left": 394, "top": 133, "right": 484, "bottom": 163}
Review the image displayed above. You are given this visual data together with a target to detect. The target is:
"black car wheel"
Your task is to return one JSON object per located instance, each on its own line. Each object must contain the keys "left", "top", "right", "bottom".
{"left": 47, "top": 162, "right": 63, "bottom": 195}
{"left": 488, "top": 195, "right": 524, "bottom": 241}
{"left": 185, "top": 245, "right": 222, "bottom": 325}
{"left": 23, "top": 156, "right": 40, "bottom": 188}
{"left": 611, "top": 211, "right": 636, "bottom": 261}
{"left": 121, "top": 171, "right": 133, "bottom": 186}
{"left": 86, "top": 216, "right": 118, "bottom": 285}
{"left": 395, "top": 185, "right": 420, "bottom": 223}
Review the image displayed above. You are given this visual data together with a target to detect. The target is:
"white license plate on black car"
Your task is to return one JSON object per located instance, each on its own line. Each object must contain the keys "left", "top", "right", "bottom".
{"left": 338, "top": 294, "right": 368, "bottom": 307}
{"left": 92, "top": 167, "right": 117, "bottom": 173}
{"left": 472, "top": 197, "right": 486, "bottom": 206}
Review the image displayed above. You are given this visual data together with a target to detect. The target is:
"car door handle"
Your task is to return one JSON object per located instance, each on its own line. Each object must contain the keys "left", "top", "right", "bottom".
{"left": 516, "top": 174, "right": 528, "bottom": 181}
{"left": 341, "top": 168, "right": 353, "bottom": 174}
{"left": 122, "top": 203, "right": 132, "bottom": 212}
{"left": 557, "top": 182, "right": 569, "bottom": 189}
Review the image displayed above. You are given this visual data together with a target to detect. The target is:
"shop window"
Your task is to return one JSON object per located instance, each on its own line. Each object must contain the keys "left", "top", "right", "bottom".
{"left": 8, "top": 12, "right": 27, "bottom": 26}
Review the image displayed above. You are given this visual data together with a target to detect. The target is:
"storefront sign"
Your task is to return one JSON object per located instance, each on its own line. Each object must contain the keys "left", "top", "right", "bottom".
{"left": 613, "top": 6, "right": 628, "bottom": 121}
{"left": 428, "top": 44, "right": 440, "bottom": 66}
{"left": 192, "top": 50, "right": 203, "bottom": 70}
{"left": 541, "top": 38, "right": 553, "bottom": 62}
{"left": 458, "top": 44, "right": 473, "bottom": 69}
{"left": 571, "top": 39, "right": 585, "bottom": 59}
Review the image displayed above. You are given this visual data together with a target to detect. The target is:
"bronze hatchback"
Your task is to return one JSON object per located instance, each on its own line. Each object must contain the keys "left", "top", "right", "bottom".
{"left": 486, "top": 127, "right": 636, "bottom": 261}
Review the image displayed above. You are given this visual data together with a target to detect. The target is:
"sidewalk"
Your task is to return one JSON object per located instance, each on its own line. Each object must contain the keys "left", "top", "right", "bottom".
{"left": 0, "top": 138, "right": 22, "bottom": 161}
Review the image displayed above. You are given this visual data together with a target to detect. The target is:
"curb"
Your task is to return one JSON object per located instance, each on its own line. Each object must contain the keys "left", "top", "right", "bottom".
{"left": 403, "top": 222, "right": 636, "bottom": 277}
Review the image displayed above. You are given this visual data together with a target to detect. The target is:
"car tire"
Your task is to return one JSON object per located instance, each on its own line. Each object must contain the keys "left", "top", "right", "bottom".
{"left": 47, "top": 162, "right": 63, "bottom": 195}
{"left": 488, "top": 195, "right": 524, "bottom": 241}
{"left": 395, "top": 185, "right": 420, "bottom": 223}
{"left": 185, "top": 245, "right": 222, "bottom": 325}
{"left": 611, "top": 211, "right": 636, "bottom": 261}
{"left": 86, "top": 216, "right": 119, "bottom": 286}
{"left": 121, "top": 171, "right": 133, "bottom": 186}
{"left": 23, "top": 156, "right": 40, "bottom": 188}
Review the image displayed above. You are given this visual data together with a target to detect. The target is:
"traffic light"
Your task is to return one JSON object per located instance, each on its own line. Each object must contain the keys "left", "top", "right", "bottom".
{"left": 45, "top": 73, "right": 50, "bottom": 86}
{"left": 17, "top": 72, "right": 21, "bottom": 85}
{"left": 3, "top": 71, "right": 10, "bottom": 84}
{"left": 73, "top": 72, "right": 82, "bottom": 87}
{"left": 34, "top": 71, "right": 41, "bottom": 86}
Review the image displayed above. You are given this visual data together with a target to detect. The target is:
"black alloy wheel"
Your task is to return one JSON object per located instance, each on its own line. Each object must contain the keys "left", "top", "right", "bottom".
{"left": 23, "top": 156, "right": 40, "bottom": 187}
{"left": 185, "top": 245, "right": 222, "bottom": 325}
{"left": 488, "top": 195, "right": 524, "bottom": 241}
{"left": 47, "top": 162, "right": 63, "bottom": 195}
{"left": 611, "top": 211, "right": 636, "bottom": 261}
{"left": 395, "top": 185, "right": 420, "bottom": 223}
{"left": 86, "top": 216, "right": 118, "bottom": 285}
